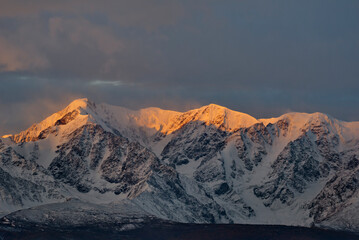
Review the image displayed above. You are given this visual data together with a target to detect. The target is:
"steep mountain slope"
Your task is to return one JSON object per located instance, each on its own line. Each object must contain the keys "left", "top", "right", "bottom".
{"left": 1, "top": 98, "right": 359, "bottom": 232}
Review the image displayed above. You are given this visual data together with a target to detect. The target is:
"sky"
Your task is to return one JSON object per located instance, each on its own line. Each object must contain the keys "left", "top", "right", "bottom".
{"left": 0, "top": 0, "right": 359, "bottom": 135}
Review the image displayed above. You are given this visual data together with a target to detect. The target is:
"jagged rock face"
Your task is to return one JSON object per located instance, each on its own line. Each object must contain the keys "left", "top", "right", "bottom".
{"left": 49, "top": 124, "right": 163, "bottom": 197}
{"left": 245, "top": 123, "right": 273, "bottom": 146}
{"left": 252, "top": 117, "right": 355, "bottom": 210}
{"left": 2, "top": 99, "right": 359, "bottom": 231}
{"left": 233, "top": 123, "right": 273, "bottom": 171}
{"left": 161, "top": 122, "right": 227, "bottom": 166}
{"left": 254, "top": 134, "right": 321, "bottom": 206}
{"left": 0, "top": 143, "right": 38, "bottom": 173}
{"left": 309, "top": 169, "right": 359, "bottom": 223}
{"left": 0, "top": 141, "right": 65, "bottom": 210}
{"left": 54, "top": 110, "right": 79, "bottom": 126}
{"left": 0, "top": 167, "right": 45, "bottom": 206}
{"left": 309, "top": 149, "right": 359, "bottom": 223}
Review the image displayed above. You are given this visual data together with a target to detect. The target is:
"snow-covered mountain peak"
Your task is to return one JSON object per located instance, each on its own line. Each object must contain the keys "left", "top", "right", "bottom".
{"left": 261, "top": 112, "right": 331, "bottom": 126}
{"left": 65, "top": 98, "right": 89, "bottom": 111}
{"left": 4, "top": 98, "right": 94, "bottom": 143}
{"left": 201, "top": 103, "right": 228, "bottom": 111}
{"left": 261, "top": 112, "right": 341, "bottom": 135}
{"left": 163, "top": 103, "right": 260, "bottom": 133}
{"left": 259, "top": 111, "right": 359, "bottom": 144}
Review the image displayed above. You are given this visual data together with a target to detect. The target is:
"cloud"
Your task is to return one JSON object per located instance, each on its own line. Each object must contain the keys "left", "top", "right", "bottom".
{"left": 46, "top": 17, "right": 126, "bottom": 77}
{"left": 89, "top": 80, "right": 125, "bottom": 86}
{"left": 0, "top": 0, "right": 184, "bottom": 31}
{"left": 0, "top": 0, "right": 358, "bottom": 135}
{"left": 0, "top": 0, "right": 185, "bottom": 82}
{"left": 0, "top": 37, "right": 48, "bottom": 71}
{"left": 48, "top": 17, "right": 123, "bottom": 55}
{"left": 0, "top": 12, "right": 172, "bottom": 82}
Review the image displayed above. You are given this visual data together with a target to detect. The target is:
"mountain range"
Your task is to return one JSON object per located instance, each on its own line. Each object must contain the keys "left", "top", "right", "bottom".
{"left": 1, "top": 98, "right": 359, "bottom": 232}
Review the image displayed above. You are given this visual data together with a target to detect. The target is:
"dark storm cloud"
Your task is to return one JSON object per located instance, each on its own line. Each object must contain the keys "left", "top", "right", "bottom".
{"left": 0, "top": 0, "right": 359, "bottom": 135}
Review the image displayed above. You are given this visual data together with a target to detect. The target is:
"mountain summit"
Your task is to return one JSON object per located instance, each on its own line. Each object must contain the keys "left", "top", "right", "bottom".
{"left": 1, "top": 99, "right": 359, "bottom": 232}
